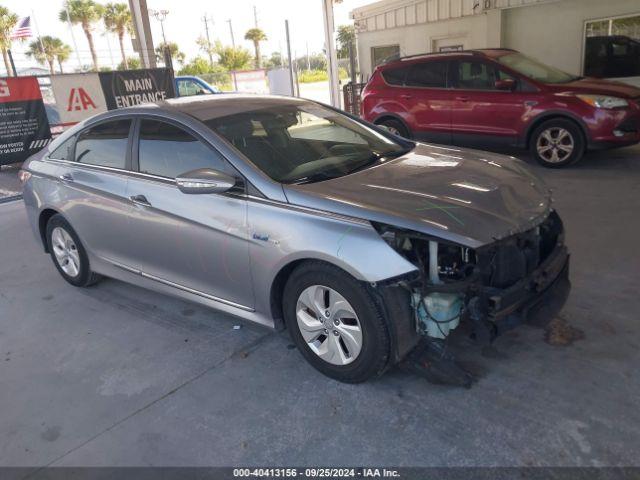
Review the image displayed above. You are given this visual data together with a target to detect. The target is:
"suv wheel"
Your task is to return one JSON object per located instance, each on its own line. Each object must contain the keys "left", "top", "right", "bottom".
{"left": 377, "top": 118, "right": 410, "bottom": 139}
{"left": 283, "top": 262, "right": 390, "bottom": 383}
{"left": 46, "top": 214, "right": 100, "bottom": 287}
{"left": 531, "top": 119, "right": 584, "bottom": 168}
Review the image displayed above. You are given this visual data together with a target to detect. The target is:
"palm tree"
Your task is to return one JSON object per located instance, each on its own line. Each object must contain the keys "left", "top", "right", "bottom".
{"left": 336, "top": 25, "right": 355, "bottom": 59}
{"left": 55, "top": 41, "right": 73, "bottom": 73}
{"left": 155, "top": 41, "right": 185, "bottom": 66}
{"left": 0, "top": 6, "right": 18, "bottom": 76}
{"left": 103, "top": 3, "right": 131, "bottom": 69}
{"left": 59, "top": 0, "right": 104, "bottom": 70}
{"left": 26, "top": 36, "right": 62, "bottom": 75}
{"left": 244, "top": 28, "right": 267, "bottom": 69}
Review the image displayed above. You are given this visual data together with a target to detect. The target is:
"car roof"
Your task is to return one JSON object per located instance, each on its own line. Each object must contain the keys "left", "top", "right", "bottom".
{"left": 159, "top": 94, "right": 312, "bottom": 121}
{"left": 378, "top": 48, "right": 516, "bottom": 69}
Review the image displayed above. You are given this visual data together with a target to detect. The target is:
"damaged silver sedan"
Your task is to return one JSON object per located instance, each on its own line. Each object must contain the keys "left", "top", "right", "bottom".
{"left": 21, "top": 95, "right": 570, "bottom": 384}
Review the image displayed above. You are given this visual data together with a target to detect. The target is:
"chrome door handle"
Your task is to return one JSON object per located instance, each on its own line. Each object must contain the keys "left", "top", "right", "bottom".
{"left": 59, "top": 173, "right": 74, "bottom": 182}
{"left": 130, "top": 194, "right": 151, "bottom": 207}
{"left": 456, "top": 96, "right": 470, "bottom": 102}
{"left": 400, "top": 94, "right": 413, "bottom": 99}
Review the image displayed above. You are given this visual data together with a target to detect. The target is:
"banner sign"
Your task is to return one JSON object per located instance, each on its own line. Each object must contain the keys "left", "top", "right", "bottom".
{"left": 0, "top": 77, "right": 51, "bottom": 166}
{"left": 99, "top": 68, "right": 176, "bottom": 110}
{"left": 232, "top": 69, "right": 268, "bottom": 94}
{"left": 50, "top": 73, "right": 108, "bottom": 124}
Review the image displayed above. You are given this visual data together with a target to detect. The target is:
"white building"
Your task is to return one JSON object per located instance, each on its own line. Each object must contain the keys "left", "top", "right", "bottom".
{"left": 351, "top": 0, "right": 640, "bottom": 82}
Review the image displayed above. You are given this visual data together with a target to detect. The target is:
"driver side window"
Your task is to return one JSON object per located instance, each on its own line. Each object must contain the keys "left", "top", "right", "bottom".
{"left": 177, "top": 80, "right": 206, "bottom": 97}
{"left": 137, "top": 119, "right": 231, "bottom": 178}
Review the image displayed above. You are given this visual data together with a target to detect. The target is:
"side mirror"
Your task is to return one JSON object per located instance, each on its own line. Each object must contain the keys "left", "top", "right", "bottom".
{"left": 175, "top": 168, "right": 236, "bottom": 194}
{"left": 495, "top": 78, "right": 517, "bottom": 91}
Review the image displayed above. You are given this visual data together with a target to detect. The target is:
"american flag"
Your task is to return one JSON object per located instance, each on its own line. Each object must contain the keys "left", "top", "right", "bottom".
{"left": 11, "top": 17, "right": 32, "bottom": 40}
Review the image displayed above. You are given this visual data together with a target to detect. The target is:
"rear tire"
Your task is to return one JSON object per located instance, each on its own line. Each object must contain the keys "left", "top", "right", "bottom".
{"left": 377, "top": 118, "right": 411, "bottom": 139}
{"left": 530, "top": 119, "right": 585, "bottom": 168}
{"left": 283, "top": 261, "right": 390, "bottom": 383}
{"left": 46, "top": 214, "right": 100, "bottom": 288}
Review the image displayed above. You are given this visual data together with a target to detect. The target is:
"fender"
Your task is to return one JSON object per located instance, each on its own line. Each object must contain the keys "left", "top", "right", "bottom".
{"left": 521, "top": 109, "right": 591, "bottom": 148}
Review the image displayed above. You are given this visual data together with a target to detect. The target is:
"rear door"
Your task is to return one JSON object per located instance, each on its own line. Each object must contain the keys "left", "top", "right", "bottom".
{"left": 449, "top": 59, "right": 529, "bottom": 146}
{"left": 400, "top": 60, "right": 452, "bottom": 143}
{"left": 124, "top": 117, "right": 254, "bottom": 309}
{"left": 54, "top": 118, "right": 135, "bottom": 266}
{"left": 372, "top": 60, "right": 452, "bottom": 143}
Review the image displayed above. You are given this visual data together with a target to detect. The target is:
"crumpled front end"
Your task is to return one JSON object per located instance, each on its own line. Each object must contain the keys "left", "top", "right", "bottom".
{"left": 374, "top": 210, "right": 571, "bottom": 385}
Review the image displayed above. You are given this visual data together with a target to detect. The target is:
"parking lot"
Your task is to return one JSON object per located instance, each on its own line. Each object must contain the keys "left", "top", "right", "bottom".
{"left": 1, "top": 146, "right": 639, "bottom": 469}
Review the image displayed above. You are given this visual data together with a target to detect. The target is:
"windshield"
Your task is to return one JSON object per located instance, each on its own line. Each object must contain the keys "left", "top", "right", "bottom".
{"left": 205, "top": 102, "right": 410, "bottom": 184}
{"left": 497, "top": 52, "right": 579, "bottom": 84}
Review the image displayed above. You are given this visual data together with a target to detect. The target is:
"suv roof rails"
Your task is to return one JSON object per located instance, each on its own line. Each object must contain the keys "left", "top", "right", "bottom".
{"left": 380, "top": 48, "right": 517, "bottom": 65}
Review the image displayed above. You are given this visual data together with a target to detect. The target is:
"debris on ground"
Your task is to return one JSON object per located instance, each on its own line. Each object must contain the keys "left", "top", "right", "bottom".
{"left": 233, "top": 325, "right": 242, "bottom": 330}
{"left": 544, "top": 315, "right": 585, "bottom": 346}
{"left": 401, "top": 339, "right": 475, "bottom": 388}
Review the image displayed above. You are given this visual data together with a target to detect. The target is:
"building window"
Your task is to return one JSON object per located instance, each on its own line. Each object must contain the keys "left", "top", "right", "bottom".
{"left": 584, "top": 14, "right": 640, "bottom": 79}
{"left": 371, "top": 45, "right": 400, "bottom": 68}
{"left": 439, "top": 45, "right": 463, "bottom": 52}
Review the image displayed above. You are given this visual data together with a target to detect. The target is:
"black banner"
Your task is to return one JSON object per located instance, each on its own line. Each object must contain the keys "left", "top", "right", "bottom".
{"left": 0, "top": 77, "right": 51, "bottom": 166}
{"left": 99, "top": 68, "right": 176, "bottom": 110}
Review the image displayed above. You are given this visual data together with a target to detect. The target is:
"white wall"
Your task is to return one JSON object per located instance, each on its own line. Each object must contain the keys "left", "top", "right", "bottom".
{"left": 354, "top": 0, "right": 640, "bottom": 79}
{"left": 502, "top": 0, "right": 640, "bottom": 75}
{"left": 357, "top": 13, "right": 496, "bottom": 78}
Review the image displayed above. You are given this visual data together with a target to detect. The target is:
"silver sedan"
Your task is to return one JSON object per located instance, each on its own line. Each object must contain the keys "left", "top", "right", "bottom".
{"left": 21, "top": 95, "right": 570, "bottom": 383}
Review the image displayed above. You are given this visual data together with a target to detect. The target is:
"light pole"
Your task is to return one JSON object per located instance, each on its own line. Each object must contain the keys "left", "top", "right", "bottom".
{"left": 227, "top": 19, "right": 235, "bottom": 48}
{"left": 202, "top": 14, "right": 215, "bottom": 66}
{"left": 149, "top": 8, "right": 169, "bottom": 45}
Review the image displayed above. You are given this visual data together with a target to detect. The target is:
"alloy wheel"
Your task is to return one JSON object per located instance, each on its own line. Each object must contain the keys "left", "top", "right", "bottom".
{"left": 296, "top": 285, "right": 363, "bottom": 366}
{"left": 51, "top": 227, "right": 81, "bottom": 277}
{"left": 536, "top": 127, "right": 574, "bottom": 163}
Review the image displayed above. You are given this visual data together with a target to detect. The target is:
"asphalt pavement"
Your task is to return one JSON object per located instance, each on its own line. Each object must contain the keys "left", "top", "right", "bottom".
{"left": 1, "top": 146, "right": 639, "bottom": 469}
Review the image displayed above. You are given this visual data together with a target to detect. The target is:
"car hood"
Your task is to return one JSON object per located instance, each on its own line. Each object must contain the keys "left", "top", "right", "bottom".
{"left": 283, "top": 143, "right": 553, "bottom": 248}
{"left": 546, "top": 77, "right": 640, "bottom": 98}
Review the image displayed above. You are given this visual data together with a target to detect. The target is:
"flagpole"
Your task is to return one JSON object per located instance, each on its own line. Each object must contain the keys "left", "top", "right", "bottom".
{"left": 63, "top": 3, "right": 83, "bottom": 70}
{"left": 7, "top": 50, "right": 17, "bottom": 76}
{"left": 30, "top": 10, "right": 45, "bottom": 56}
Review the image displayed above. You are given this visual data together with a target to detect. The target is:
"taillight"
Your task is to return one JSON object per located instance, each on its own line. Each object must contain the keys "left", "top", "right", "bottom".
{"left": 18, "top": 170, "right": 32, "bottom": 185}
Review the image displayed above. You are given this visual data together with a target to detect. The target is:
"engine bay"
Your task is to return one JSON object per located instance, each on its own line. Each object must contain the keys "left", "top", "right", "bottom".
{"left": 374, "top": 211, "right": 568, "bottom": 386}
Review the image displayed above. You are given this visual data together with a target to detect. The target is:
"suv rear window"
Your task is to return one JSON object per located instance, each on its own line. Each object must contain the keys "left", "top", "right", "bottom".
{"left": 381, "top": 66, "right": 410, "bottom": 86}
{"left": 406, "top": 61, "right": 447, "bottom": 88}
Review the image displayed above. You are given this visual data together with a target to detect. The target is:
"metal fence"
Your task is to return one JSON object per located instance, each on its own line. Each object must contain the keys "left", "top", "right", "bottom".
{"left": 343, "top": 82, "right": 366, "bottom": 116}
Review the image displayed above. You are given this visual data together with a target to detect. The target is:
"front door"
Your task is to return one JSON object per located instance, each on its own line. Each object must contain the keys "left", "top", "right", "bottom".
{"left": 449, "top": 59, "right": 530, "bottom": 146}
{"left": 125, "top": 117, "right": 254, "bottom": 309}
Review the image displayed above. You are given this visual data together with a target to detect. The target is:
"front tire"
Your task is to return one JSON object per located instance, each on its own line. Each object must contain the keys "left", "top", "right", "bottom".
{"left": 530, "top": 119, "right": 585, "bottom": 168}
{"left": 46, "top": 214, "right": 100, "bottom": 287}
{"left": 283, "top": 262, "right": 390, "bottom": 383}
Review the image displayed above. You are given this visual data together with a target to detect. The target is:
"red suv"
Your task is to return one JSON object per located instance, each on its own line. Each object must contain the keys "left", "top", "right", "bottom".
{"left": 361, "top": 49, "right": 640, "bottom": 167}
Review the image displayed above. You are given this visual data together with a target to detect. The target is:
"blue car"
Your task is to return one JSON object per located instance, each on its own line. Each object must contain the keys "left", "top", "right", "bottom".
{"left": 174, "top": 76, "right": 220, "bottom": 97}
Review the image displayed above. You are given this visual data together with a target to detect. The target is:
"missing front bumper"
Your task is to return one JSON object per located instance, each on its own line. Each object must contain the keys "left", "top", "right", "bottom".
{"left": 485, "top": 245, "right": 571, "bottom": 334}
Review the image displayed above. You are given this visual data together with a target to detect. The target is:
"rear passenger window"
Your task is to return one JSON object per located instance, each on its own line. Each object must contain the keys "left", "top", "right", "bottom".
{"left": 49, "top": 136, "right": 75, "bottom": 161}
{"left": 406, "top": 61, "right": 447, "bottom": 88}
{"left": 382, "top": 67, "right": 410, "bottom": 86}
{"left": 138, "top": 119, "right": 229, "bottom": 178}
{"left": 75, "top": 119, "right": 131, "bottom": 169}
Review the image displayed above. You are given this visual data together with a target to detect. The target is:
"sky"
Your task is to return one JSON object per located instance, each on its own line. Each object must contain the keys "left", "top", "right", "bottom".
{"left": 3, "top": 0, "right": 373, "bottom": 72}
